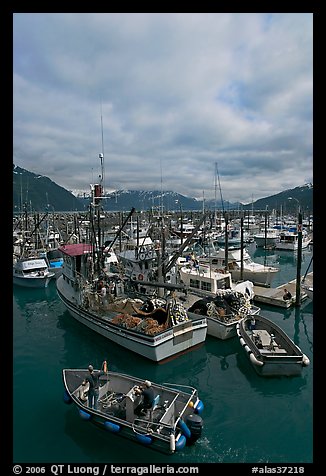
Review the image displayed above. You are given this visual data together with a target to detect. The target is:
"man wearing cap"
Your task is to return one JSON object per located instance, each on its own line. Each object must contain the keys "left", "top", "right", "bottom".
{"left": 135, "top": 380, "right": 155, "bottom": 415}
{"left": 83, "top": 363, "right": 106, "bottom": 410}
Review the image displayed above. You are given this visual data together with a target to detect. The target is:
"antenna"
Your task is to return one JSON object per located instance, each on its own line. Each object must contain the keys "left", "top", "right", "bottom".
{"left": 90, "top": 104, "right": 106, "bottom": 208}
{"left": 100, "top": 103, "right": 105, "bottom": 195}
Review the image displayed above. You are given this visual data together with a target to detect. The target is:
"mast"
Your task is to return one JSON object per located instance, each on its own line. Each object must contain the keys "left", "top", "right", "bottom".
{"left": 216, "top": 162, "right": 224, "bottom": 214}
{"left": 89, "top": 116, "right": 106, "bottom": 273}
{"left": 100, "top": 103, "right": 105, "bottom": 196}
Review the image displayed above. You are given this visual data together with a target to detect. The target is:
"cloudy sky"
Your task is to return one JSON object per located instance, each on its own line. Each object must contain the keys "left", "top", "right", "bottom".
{"left": 13, "top": 13, "right": 313, "bottom": 204}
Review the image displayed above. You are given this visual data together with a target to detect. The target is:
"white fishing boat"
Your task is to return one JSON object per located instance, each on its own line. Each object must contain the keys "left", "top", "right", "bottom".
{"left": 178, "top": 264, "right": 260, "bottom": 339}
{"left": 253, "top": 229, "right": 279, "bottom": 248}
{"left": 275, "top": 228, "right": 312, "bottom": 251}
{"left": 56, "top": 243, "right": 207, "bottom": 362}
{"left": 13, "top": 257, "right": 55, "bottom": 288}
{"left": 56, "top": 154, "right": 206, "bottom": 362}
{"left": 199, "top": 247, "right": 280, "bottom": 287}
{"left": 236, "top": 314, "right": 310, "bottom": 377}
{"left": 62, "top": 365, "right": 204, "bottom": 454}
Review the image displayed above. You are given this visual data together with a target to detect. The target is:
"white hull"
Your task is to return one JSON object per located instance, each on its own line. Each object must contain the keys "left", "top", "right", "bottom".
{"left": 207, "top": 315, "right": 239, "bottom": 340}
{"left": 230, "top": 268, "right": 279, "bottom": 287}
{"left": 187, "top": 311, "right": 238, "bottom": 340}
{"left": 13, "top": 275, "right": 53, "bottom": 288}
{"left": 253, "top": 236, "right": 278, "bottom": 248}
{"left": 275, "top": 236, "right": 312, "bottom": 251}
{"left": 57, "top": 276, "right": 207, "bottom": 362}
{"left": 13, "top": 257, "right": 55, "bottom": 288}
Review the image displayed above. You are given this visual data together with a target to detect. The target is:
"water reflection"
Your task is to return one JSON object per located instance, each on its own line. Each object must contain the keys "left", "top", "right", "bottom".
{"left": 235, "top": 351, "right": 308, "bottom": 396}
{"left": 13, "top": 281, "right": 57, "bottom": 307}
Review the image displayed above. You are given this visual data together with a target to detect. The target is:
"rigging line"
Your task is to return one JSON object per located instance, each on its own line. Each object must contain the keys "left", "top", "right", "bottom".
{"left": 302, "top": 255, "right": 313, "bottom": 282}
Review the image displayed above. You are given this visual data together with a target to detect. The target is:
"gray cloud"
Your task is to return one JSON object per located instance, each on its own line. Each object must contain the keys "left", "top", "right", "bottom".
{"left": 13, "top": 13, "right": 313, "bottom": 204}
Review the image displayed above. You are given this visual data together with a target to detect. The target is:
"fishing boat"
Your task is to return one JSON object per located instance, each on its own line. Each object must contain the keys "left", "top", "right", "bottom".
{"left": 198, "top": 246, "right": 280, "bottom": 287}
{"left": 182, "top": 287, "right": 260, "bottom": 340}
{"left": 56, "top": 154, "right": 206, "bottom": 362}
{"left": 275, "top": 228, "right": 312, "bottom": 251}
{"left": 236, "top": 314, "right": 310, "bottom": 376}
{"left": 253, "top": 229, "right": 279, "bottom": 248}
{"left": 13, "top": 257, "right": 55, "bottom": 288}
{"left": 56, "top": 242, "right": 207, "bottom": 362}
{"left": 177, "top": 263, "right": 260, "bottom": 339}
{"left": 62, "top": 366, "right": 204, "bottom": 454}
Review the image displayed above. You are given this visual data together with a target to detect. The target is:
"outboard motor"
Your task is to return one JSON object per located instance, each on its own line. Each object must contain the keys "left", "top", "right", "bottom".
{"left": 184, "top": 413, "right": 203, "bottom": 445}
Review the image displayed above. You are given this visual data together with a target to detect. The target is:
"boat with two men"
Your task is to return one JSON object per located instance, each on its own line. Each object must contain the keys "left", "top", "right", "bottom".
{"left": 62, "top": 364, "right": 204, "bottom": 454}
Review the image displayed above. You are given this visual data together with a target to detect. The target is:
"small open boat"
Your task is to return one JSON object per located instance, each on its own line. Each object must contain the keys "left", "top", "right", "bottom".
{"left": 62, "top": 366, "right": 204, "bottom": 454}
{"left": 236, "top": 314, "right": 310, "bottom": 376}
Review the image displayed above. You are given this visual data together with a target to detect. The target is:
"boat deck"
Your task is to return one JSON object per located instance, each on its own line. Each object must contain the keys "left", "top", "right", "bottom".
{"left": 252, "top": 273, "right": 312, "bottom": 308}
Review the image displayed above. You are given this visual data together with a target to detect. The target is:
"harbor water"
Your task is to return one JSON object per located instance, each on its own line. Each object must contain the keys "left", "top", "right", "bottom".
{"left": 12, "top": 243, "right": 314, "bottom": 465}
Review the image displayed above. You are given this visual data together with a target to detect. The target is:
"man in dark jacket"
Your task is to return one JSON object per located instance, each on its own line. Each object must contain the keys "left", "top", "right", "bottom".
{"left": 135, "top": 380, "right": 155, "bottom": 415}
{"left": 83, "top": 364, "right": 106, "bottom": 410}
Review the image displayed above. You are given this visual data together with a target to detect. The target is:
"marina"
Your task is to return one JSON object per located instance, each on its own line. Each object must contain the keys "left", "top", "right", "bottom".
{"left": 12, "top": 12, "right": 314, "bottom": 469}
{"left": 13, "top": 237, "right": 313, "bottom": 464}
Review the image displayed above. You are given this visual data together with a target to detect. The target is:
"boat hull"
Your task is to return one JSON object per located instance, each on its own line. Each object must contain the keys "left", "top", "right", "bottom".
{"left": 57, "top": 276, "right": 207, "bottom": 362}
{"left": 230, "top": 269, "right": 279, "bottom": 287}
{"left": 13, "top": 275, "right": 53, "bottom": 288}
{"left": 187, "top": 311, "right": 239, "bottom": 340}
{"left": 253, "top": 236, "right": 278, "bottom": 248}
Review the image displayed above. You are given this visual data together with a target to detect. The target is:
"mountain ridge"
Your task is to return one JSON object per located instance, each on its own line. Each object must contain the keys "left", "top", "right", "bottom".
{"left": 13, "top": 164, "right": 313, "bottom": 214}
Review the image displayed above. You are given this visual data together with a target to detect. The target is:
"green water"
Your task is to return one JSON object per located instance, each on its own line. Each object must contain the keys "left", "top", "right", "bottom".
{"left": 13, "top": 244, "right": 313, "bottom": 465}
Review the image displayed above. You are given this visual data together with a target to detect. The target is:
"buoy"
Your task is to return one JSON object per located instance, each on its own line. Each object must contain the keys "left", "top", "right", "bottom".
{"left": 249, "top": 352, "right": 264, "bottom": 366}
{"left": 175, "top": 434, "right": 187, "bottom": 451}
{"left": 194, "top": 399, "right": 204, "bottom": 415}
{"left": 138, "top": 274, "right": 144, "bottom": 281}
{"left": 104, "top": 421, "right": 120, "bottom": 433}
{"left": 135, "top": 433, "right": 152, "bottom": 445}
{"left": 78, "top": 408, "right": 91, "bottom": 420}
{"left": 302, "top": 354, "right": 310, "bottom": 366}
{"left": 63, "top": 389, "right": 72, "bottom": 404}
{"left": 177, "top": 418, "right": 191, "bottom": 439}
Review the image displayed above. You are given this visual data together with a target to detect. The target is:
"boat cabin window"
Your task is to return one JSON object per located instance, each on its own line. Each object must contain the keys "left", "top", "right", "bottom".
{"left": 47, "top": 249, "right": 63, "bottom": 260}
{"left": 216, "top": 278, "right": 230, "bottom": 290}
{"left": 190, "top": 278, "right": 200, "bottom": 289}
{"left": 201, "top": 281, "right": 212, "bottom": 292}
{"left": 24, "top": 267, "right": 47, "bottom": 275}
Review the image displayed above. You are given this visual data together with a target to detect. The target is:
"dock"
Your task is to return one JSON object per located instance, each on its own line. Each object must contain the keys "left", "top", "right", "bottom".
{"left": 252, "top": 272, "right": 313, "bottom": 308}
